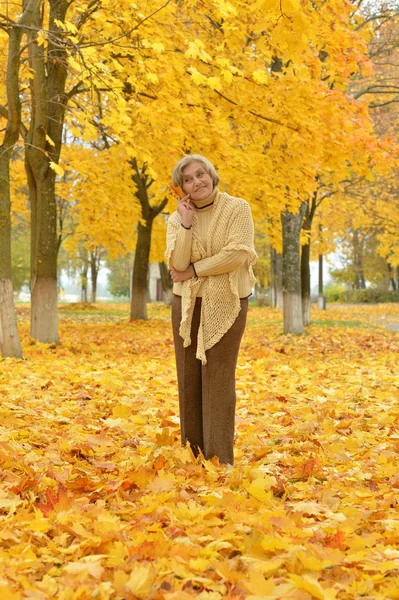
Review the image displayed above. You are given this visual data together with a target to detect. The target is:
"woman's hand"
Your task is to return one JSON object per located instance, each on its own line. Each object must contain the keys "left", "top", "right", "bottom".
{"left": 170, "top": 265, "right": 195, "bottom": 283}
{"left": 177, "top": 194, "right": 195, "bottom": 228}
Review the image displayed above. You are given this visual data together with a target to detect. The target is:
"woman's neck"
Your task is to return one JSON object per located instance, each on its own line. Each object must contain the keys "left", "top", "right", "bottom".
{"left": 191, "top": 187, "right": 219, "bottom": 211}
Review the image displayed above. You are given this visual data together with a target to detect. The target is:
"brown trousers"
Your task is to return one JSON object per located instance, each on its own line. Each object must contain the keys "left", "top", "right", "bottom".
{"left": 172, "top": 295, "right": 248, "bottom": 465}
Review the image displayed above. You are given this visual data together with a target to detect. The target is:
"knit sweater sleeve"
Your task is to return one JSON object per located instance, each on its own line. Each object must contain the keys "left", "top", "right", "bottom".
{"left": 193, "top": 249, "right": 247, "bottom": 277}
{"left": 194, "top": 201, "right": 255, "bottom": 277}
{"left": 169, "top": 225, "right": 192, "bottom": 271}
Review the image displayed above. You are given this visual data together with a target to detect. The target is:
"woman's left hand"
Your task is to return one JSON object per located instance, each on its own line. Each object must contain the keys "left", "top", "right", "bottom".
{"left": 170, "top": 265, "right": 195, "bottom": 283}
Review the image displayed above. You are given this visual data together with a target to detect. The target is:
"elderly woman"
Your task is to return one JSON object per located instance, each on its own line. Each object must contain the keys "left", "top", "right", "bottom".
{"left": 165, "top": 154, "right": 257, "bottom": 465}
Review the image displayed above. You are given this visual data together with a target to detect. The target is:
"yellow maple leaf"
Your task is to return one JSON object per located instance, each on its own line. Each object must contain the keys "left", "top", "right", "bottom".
{"left": 252, "top": 70, "right": 268, "bottom": 84}
{"left": 189, "top": 558, "right": 211, "bottom": 572}
{"left": 125, "top": 565, "right": 155, "bottom": 598}
{"left": 146, "top": 73, "right": 159, "bottom": 84}
{"left": 289, "top": 574, "right": 337, "bottom": 600}
{"left": 49, "top": 162, "right": 64, "bottom": 177}
{"left": 45, "top": 134, "right": 55, "bottom": 147}
{"left": 106, "top": 542, "right": 128, "bottom": 567}
{"left": 112, "top": 403, "right": 131, "bottom": 419}
{"left": 29, "top": 510, "right": 51, "bottom": 533}
{"left": 37, "top": 31, "right": 46, "bottom": 46}
{"left": 0, "top": 586, "right": 21, "bottom": 600}
{"left": 206, "top": 76, "right": 222, "bottom": 91}
{"left": 245, "top": 477, "right": 275, "bottom": 502}
{"left": 246, "top": 569, "right": 274, "bottom": 595}
{"left": 221, "top": 69, "right": 233, "bottom": 84}
{"left": 64, "top": 558, "right": 104, "bottom": 580}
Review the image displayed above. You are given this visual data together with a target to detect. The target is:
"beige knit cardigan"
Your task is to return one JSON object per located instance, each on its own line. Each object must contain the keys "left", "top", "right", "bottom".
{"left": 165, "top": 191, "right": 257, "bottom": 364}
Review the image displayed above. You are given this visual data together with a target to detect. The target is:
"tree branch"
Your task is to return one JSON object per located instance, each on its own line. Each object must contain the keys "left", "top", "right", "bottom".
{"left": 79, "top": 0, "right": 173, "bottom": 49}
{"left": 215, "top": 90, "right": 300, "bottom": 132}
{"left": 153, "top": 196, "right": 168, "bottom": 215}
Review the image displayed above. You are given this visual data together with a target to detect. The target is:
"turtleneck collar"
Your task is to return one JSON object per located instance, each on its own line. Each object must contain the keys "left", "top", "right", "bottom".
{"left": 191, "top": 187, "right": 219, "bottom": 211}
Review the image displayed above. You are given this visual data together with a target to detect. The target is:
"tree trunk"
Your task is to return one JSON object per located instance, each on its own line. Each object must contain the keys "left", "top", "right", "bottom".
{"left": 79, "top": 246, "right": 89, "bottom": 302}
{"left": 90, "top": 251, "right": 99, "bottom": 303}
{"left": 388, "top": 263, "right": 396, "bottom": 290}
{"left": 301, "top": 240, "right": 311, "bottom": 327}
{"left": 318, "top": 254, "right": 326, "bottom": 309}
{"left": 159, "top": 261, "right": 173, "bottom": 306}
{"left": 28, "top": 168, "right": 59, "bottom": 341}
{"left": 270, "top": 248, "right": 283, "bottom": 308}
{"left": 0, "top": 2, "right": 37, "bottom": 358}
{"left": 254, "top": 283, "right": 266, "bottom": 305}
{"left": 81, "top": 274, "right": 88, "bottom": 303}
{"left": 130, "top": 222, "right": 152, "bottom": 319}
{"left": 91, "top": 268, "right": 97, "bottom": 303}
{"left": 25, "top": 0, "right": 69, "bottom": 343}
{"left": 129, "top": 158, "right": 168, "bottom": 320}
{"left": 353, "top": 229, "right": 366, "bottom": 290}
{"left": 0, "top": 281, "right": 22, "bottom": 359}
{"left": 281, "top": 203, "right": 307, "bottom": 335}
{"left": 0, "top": 156, "right": 23, "bottom": 358}
{"left": 301, "top": 192, "right": 317, "bottom": 327}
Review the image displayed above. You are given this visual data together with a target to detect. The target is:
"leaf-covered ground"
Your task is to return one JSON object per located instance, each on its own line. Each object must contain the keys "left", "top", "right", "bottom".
{"left": 1, "top": 303, "right": 399, "bottom": 599}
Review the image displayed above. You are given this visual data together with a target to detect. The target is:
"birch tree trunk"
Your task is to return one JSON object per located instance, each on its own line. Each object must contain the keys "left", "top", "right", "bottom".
{"left": 281, "top": 203, "right": 307, "bottom": 335}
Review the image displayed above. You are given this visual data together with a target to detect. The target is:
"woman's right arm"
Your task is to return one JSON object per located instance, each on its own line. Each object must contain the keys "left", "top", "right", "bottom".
{"left": 170, "top": 225, "right": 192, "bottom": 271}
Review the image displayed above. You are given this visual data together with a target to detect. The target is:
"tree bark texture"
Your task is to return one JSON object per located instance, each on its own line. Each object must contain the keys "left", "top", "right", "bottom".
{"left": 130, "top": 159, "right": 168, "bottom": 320}
{"left": 353, "top": 229, "right": 366, "bottom": 290}
{"left": 318, "top": 254, "right": 326, "bottom": 309}
{"left": 281, "top": 203, "right": 307, "bottom": 335}
{"left": 90, "top": 249, "right": 103, "bottom": 303}
{"left": 388, "top": 263, "right": 397, "bottom": 291}
{"left": 300, "top": 192, "right": 317, "bottom": 327}
{"left": 91, "top": 262, "right": 97, "bottom": 303}
{"left": 301, "top": 240, "right": 312, "bottom": 327}
{"left": 25, "top": 0, "right": 69, "bottom": 342}
{"left": 0, "top": 2, "right": 38, "bottom": 357}
{"left": 131, "top": 222, "right": 152, "bottom": 320}
{"left": 270, "top": 248, "right": 283, "bottom": 309}
{"left": 0, "top": 155, "right": 23, "bottom": 358}
{"left": 159, "top": 261, "right": 173, "bottom": 306}
{"left": 79, "top": 245, "right": 89, "bottom": 302}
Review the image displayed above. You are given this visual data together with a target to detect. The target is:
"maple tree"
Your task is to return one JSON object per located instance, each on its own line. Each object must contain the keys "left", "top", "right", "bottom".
{"left": 176, "top": 0, "right": 390, "bottom": 332}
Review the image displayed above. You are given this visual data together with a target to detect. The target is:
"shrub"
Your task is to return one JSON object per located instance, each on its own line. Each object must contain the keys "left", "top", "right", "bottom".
{"left": 336, "top": 289, "right": 399, "bottom": 303}
{"left": 325, "top": 283, "right": 346, "bottom": 303}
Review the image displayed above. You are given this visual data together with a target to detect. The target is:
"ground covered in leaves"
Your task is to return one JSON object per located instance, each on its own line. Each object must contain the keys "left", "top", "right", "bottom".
{"left": 1, "top": 303, "right": 399, "bottom": 599}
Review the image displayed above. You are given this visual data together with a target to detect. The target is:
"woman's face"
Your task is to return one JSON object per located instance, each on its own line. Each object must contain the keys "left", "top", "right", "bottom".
{"left": 181, "top": 161, "right": 214, "bottom": 201}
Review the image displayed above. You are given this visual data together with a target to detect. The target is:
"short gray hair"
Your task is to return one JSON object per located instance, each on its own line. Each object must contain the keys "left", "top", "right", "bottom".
{"left": 172, "top": 154, "right": 220, "bottom": 188}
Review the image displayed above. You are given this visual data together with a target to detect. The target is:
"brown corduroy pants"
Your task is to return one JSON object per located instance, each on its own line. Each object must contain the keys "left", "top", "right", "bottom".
{"left": 172, "top": 295, "right": 248, "bottom": 465}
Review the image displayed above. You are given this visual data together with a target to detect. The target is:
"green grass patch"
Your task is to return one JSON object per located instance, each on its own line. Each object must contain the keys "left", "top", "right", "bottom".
{"left": 310, "top": 319, "right": 375, "bottom": 329}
